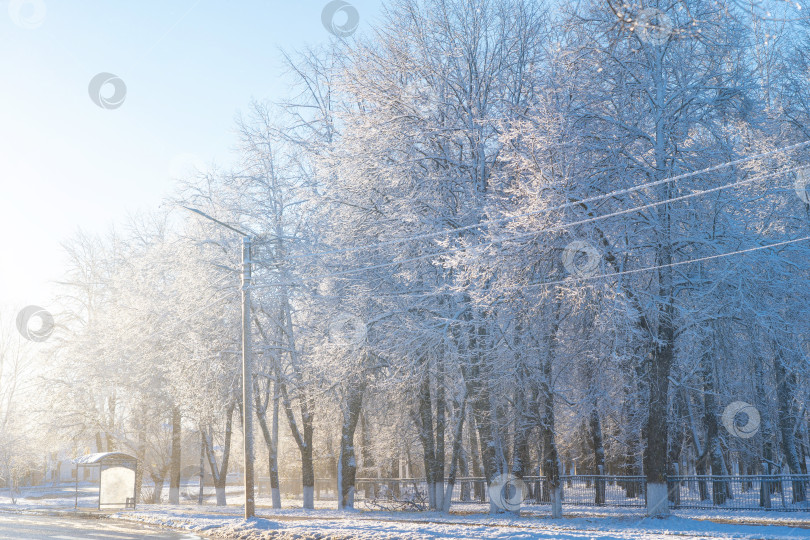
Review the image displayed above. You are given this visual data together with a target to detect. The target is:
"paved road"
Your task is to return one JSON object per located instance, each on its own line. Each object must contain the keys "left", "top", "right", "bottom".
{"left": 0, "top": 513, "right": 205, "bottom": 539}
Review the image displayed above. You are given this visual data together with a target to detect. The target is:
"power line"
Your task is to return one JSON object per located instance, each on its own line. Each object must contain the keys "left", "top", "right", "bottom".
{"left": 275, "top": 140, "right": 810, "bottom": 263}
{"left": 515, "top": 235, "right": 810, "bottom": 293}
{"left": 300, "top": 234, "right": 810, "bottom": 303}
{"left": 252, "top": 162, "right": 808, "bottom": 288}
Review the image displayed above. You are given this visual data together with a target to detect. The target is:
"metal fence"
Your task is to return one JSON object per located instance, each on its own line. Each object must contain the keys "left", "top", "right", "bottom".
{"left": 340, "top": 474, "right": 810, "bottom": 512}
{"left": 351, "top": 475, "right": 648, "bottom": 509}
{"left": 668, "top": 475, "right": 810, "bottom": 511}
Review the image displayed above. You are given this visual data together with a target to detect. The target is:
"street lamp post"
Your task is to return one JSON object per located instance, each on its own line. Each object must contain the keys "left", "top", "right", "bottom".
{"left": 240, "top": 235, "right": 255, "bottom": 519}
{"left": 182, "top": 206, "right": 256, "bottom": 519}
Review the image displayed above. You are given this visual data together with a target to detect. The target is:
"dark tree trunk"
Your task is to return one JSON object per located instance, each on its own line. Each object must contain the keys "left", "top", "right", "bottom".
{"left": 620, "top": 366, "right": 643, "bottom": 500}
{"left": 169, "top": 406, "right": 181, "bottom": 505}
{"left": 699, "top": 338, "right": 729, "bottom": 505}
{"left": 150, "top": 468, "right": 168, "bottom": 503}
{"left": 279, "top": 377, "right": 316, "bottom": 509}
{"left": 644, "top": 142, "right": 677, "bottom": 515}
{"left": 590, "top": 408, "right": 606, "bottom": 506}
{"left": 442, "top": 394, "right": 467, "bottom": 512}
{"left": 539, "top": 346, "right": 562, "bottom": 518}
{"left": 775, "top": 348, "right": 807, "bottom": 503}
{"left": 512, "top": 329, "right": 533, "bottom": 488}
{"left": 755, "top": 353, "right": 776, "bottom": 507}
{"left": 435, "top": 355, "right": 447, "bottom": 510}
{"left": 460, "top": 320, "right": 503, "bottom": 512}
{"left": 467, "top": 408, "right": 485, "bottom": 502}
{"left": 414, "top": 360, "right": 439, "bottom": 510}
{"left": 106, "top": 393, "right": 116, "bottom": 452}
{"left": 135, "top": 427, "right": 146, "bottom": 504}
{"left": 338, "top": 381, "right": 365, "bottom": 510}
{"left": 256, "top": 377, "right": 282, "bottom": 509}
{"left": 202, "top": 402, "right": 235, "bottom": 506}
{"left": 198, "top": 431, "right": 205, "bottom": 505}
{"left": 667, "top": 390, "right": 686, "bottom": 507}
{"left": 458, "top": 438, "right": 471, "bottom": 501}
{"left": 644, "top": 319, "right": 674, "bottom": 515}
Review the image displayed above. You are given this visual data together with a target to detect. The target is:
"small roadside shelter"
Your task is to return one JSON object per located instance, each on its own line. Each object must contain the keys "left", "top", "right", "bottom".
{"left": 73, "top": 452, "right": 138, "bottom": 510}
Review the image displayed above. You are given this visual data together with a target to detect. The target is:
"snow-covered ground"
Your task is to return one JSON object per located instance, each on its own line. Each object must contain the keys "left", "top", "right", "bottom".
{"left": 109, "top": 505, "right": 810, "bottom": 540}
{"left": 2, "top": 486, "right": 809, "bottom": 539}
{"left": 0, "top": 483, "right": 99, "bottom": 509}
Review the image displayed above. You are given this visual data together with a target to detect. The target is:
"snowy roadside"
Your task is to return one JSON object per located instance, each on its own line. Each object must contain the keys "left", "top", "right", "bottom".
{"left": 109, "top": 505, "right": 810, "bottom": 540}
{"left": 3, "top": 487, "right": 808, "bottom": 539}
{"left": 0, "top": 486, "right": 103, "bottom": 517}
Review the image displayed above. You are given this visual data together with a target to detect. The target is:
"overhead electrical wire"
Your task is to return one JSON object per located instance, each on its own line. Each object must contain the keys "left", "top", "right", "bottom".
{"left": 515, "top": 234, "right": 810, "bottom": 293}
{"left": 251, "top": 162, "right": 809, "bottom": 288}
{"left": 276, "top": 139, "right": 810, "bottom": 262}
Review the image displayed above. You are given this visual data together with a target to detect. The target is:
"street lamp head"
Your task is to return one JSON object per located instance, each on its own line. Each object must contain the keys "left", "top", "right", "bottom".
{"left": 179, "top": 205, "right": 251, "bottom": 237}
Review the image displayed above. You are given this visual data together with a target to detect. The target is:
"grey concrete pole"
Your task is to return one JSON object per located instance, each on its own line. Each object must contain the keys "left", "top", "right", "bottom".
{"left": 242, "top": 236, "right": 256, "bottom": 519}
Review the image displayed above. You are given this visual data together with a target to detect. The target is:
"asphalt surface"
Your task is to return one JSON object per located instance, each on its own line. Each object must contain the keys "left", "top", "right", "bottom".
{"left": 0, "top": 513, "right": 205, "bottom": 539}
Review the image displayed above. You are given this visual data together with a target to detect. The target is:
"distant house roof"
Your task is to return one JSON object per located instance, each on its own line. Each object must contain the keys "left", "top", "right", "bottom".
{"left": 73, "top": 452, "right": 137, "bottom": 465}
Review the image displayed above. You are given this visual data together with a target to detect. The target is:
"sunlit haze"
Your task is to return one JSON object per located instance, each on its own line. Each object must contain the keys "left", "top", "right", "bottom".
{"left": 0, "top": 0, "right": 380, "bottom": 309}
{"left": 1, "top": 1, "right": 809, "bottom": 538}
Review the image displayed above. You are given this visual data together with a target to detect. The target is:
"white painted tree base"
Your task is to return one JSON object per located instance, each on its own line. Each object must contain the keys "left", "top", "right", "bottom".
{"left": 551, "top": 486, "right": 562, "bottom": 518}
{"left": 442, "top": 483, "right": 454, "bottom": 513}
{"left": 346, "top": 486, "right": 355, "bottom": 509}
{"left": 303, "top": 486, "right": 314, "bottom": 509}
{"left": 271, "top": 487, "right": 281, "bottom": 509}
{"left": 646, "top": 482, "right": 670, "bottom": 516}
{"left": 169, "top": 487, "right": 179, "bottom": 505}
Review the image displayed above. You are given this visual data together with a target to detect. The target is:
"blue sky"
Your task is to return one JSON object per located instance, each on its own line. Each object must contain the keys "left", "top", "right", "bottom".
{"left": 0, "top": 0, "right": 382, "bottom": 311}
